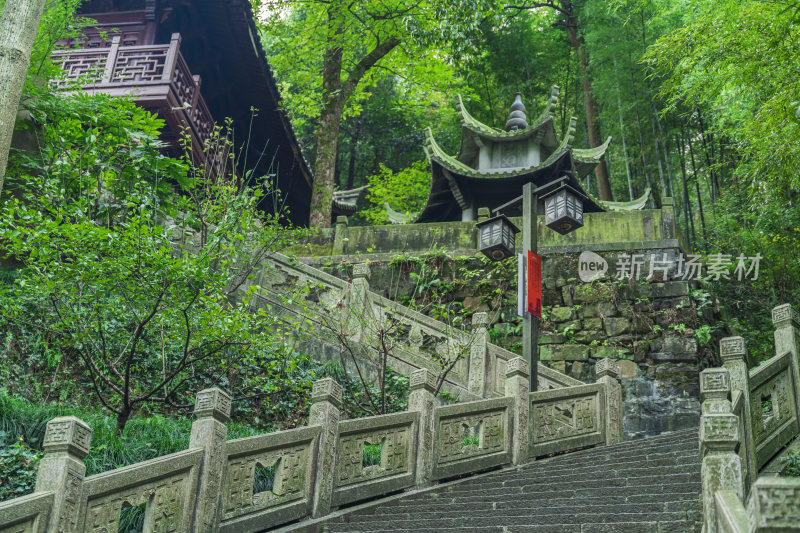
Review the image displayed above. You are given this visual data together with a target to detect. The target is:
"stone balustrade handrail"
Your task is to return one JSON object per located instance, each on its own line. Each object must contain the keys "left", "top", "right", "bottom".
{"left": 698, "top": 303, "right": 800, "bottom": 532}
{"left": 0, "top": 357, "right": 624, "bottom": 532}
{"left": 248, "top": 252, "right": 581, "bottom": 398}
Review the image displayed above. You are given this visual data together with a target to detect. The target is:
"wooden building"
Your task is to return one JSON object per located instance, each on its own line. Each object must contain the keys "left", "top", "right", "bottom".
{"left": 54, "top": 0, "right": 313, "bottom": 225}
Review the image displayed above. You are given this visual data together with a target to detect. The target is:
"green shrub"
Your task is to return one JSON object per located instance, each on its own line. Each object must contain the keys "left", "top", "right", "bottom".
{"left": 0, "top": 390, "right": 261, "bottom": 502}
{"left": 0, "top": 436, "right": 42, "bottom": 501}
{"left": 783, "top": 453, "right": 800, "bottom": 477}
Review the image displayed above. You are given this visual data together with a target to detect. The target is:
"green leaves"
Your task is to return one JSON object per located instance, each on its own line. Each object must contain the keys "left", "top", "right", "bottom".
{"left": 363, "top": 160, "right": 430, "bottom": 225}
{"left": 0, "top": 91, "right": 314, "bottom": 432}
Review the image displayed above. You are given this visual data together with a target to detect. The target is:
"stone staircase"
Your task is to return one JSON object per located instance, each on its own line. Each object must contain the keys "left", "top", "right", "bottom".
{"left": 310, "top": 429, "right": 702, "bottom": 533}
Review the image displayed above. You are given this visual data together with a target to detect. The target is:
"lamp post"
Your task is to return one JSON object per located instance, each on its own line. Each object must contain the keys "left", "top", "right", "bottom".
{"left": 477, "top": 177, "right": 587, "bottom": 391}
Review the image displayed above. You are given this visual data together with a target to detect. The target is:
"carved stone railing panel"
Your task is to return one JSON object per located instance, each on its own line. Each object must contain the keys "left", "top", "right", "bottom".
{"left": 488, "top": 344, "right": 581, "bottom": 395}
{"left": 529, "top": 382, "right": 605, "bottom": 457}
{"left": 432, "top": 397, "right": 513, "bottom": 480}
{"left": 0, "top": 492, "right": 54, "bottom": 533}
{"left": 333, "top": 411, "right": 418, "bottom": 507}
{"left": 78, "top": 448, "right": 202, "bottom": 533}
{"left": 745, "top": 477, "right": 800, "bottom": 531}
{"left": 748, "top": 352, "right": 799, "bottom": 469}
{"left": 731, "top": 391, "right": 751, "bottom": 495}
{"left": 219, "top": 425, "right": 319, "bottom": 532}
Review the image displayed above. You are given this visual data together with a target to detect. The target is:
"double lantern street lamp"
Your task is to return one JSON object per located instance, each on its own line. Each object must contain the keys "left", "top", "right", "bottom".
{"left": 475, "top": 177, "right": 587, "bottom": 391}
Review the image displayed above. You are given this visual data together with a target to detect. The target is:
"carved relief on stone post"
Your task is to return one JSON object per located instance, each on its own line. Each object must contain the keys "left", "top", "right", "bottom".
{"left": 505, "top": 357, "right": 530, "bottom": 465}
{"left": 746, "top": 477, "right": 800, "bottom": 531}
{"left": 408, "top": 368, "right": 437, "bottom": 487}
{"left": 189, "top": 388, "right": 231, "bottom": 530}
{"left": 719, "top": 336, "right": 757, "bottom": 486}
{"left": 699, "top": 367, "right": 744, "bottom": 533}
{"left": 35, "top": 416, "right": 92, "bottom": 533}
{"left": 468, "top": 312, "right": 489, "bottom": 397}
{"left": 772, "top": 303, "right": 800, "bottom": 424}
{"left": 309, "top": 378, "right": 342, "bottom": 518}
{"left": 595, "top": 358, "right": 622, "bottom": 445}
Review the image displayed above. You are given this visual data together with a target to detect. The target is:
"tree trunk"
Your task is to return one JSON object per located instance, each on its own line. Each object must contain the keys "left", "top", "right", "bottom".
{"left": 678, "top": 128, "right": 693, "bottom": 250}
{"left": 648, "top": 103, "right": 667, "bottom": 199}
{"left": 630, "top": 72, "right": 653, "bottom": 192}
{"left": 0, "top": 0, "right": 47, "bottom": 195}
{"left": 307, "top": 6, "right": 399, "bottom": 227}
{"left": 116, "top": 406, "right": 132, "bottom": 434}
{"left": 308, "top": 6, "right": 345, "bottom": 229}
{"left": 613, "top": 59, "right": 633, "bottom": 200}
{"left": 563, "top": 9, "right": 612, "bottom": 200}
{"left": 686, "top": 129, "right": 708, "bottom": 247}
{"left": 346, "top": 114, "right": 361, "bottom": 190}
{"left": 696, "top": 110, "right": 719, "bottom": 202}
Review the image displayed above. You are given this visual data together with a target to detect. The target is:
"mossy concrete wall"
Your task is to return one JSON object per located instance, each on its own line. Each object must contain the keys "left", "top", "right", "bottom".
{"left": 289, "top": 208, "right": 678, "bottom": 259}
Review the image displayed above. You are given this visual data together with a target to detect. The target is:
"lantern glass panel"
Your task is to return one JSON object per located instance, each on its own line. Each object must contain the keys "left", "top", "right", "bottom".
{"left": 476, "top": 215, "right": 518, "bottom": 261}
{"left": 544, "top": 188, "right": 584, "bottom": 235}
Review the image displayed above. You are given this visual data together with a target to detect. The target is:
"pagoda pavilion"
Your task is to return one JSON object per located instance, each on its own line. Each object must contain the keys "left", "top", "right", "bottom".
{"left": 417, "top": 87, "right": 611, "bottom": 222}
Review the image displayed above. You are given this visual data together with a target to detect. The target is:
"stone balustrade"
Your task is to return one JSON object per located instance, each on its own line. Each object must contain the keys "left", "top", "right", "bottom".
{"left": 699, "top": 304, "right": 800, "bottom": 533}
{"left": 247, "top": 254, "right": 582, "bottom": 400}
{"left": 0, "top": 356, "right": 623, "bottom": 532}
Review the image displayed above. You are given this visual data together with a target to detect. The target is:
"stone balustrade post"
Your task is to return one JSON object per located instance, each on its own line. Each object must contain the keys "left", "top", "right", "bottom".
{"left": 772, "top": 303, "right": 800, "bottom": 422}
{"left": 504, "top": 357, "right": 530, "bottom": 465}
{"left": 719, "top": 336, "right": 756, "bottom": 486}
{"left": 408, "top": 368, "right": 437, "bottom": 487}
{"left": 346, "top": 263, "right": 371, "bottom": 343}
{"left": 468, "top": 312, "right": 489, "bottom": 397}
{"left": 310, "top": 378, "right": 342, "bottom": 518}
{"left": 332, "top": 215, "right": 348, "bottom": 255}
{"left": 477, "top": 207, "right": 490, "bottom": 223}
{"left": 189, "top": 388, "right": 231, "bottom": 531}
{"left": 35, "top": 416, "right": 92, "bottom": 532}
{"left": 699, "top": 367, "right": 744, "bottom": 533}
{"left": 595, "top": 358, "right": 623, "bottom": 445}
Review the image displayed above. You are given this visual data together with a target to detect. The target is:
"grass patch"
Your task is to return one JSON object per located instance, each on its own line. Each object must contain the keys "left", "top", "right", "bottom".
{"left": 0, "top": 390, "right": 263, "bottom": 501}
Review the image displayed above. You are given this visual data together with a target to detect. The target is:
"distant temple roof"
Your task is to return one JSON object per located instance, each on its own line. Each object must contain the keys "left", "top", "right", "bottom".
{"left": 416, "top": 87, "right": 611, "bottom": 223}
{"left": 332, "top": 185, "right": 369, "bottom": 216}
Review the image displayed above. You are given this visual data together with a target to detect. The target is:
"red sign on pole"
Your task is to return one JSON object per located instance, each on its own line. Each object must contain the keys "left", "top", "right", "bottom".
{"left": 527, "top": 251, "right": 542, "bottom": 318}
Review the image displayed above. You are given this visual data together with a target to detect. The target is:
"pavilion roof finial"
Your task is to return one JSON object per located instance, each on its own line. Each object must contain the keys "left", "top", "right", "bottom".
{"left": 504, "top": 92, "right": 528, "bottom": 132}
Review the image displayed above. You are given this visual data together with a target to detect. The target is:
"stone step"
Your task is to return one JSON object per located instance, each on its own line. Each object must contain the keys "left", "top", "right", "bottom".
{"left": 507, "top": 460, "right": 701, "bottom": 482}
{"left": 356, "top": 497, "right": 702, "bottom": 516}
{"left": 451, "top": 463, "right": 701, "bottom": 488}
{"left": 532, "top": 439, "right": 699, "bottom": 460}
{"left": 325, "top": 524, "right": 702, "bottom": 533}
{"left": 512, "top": 452, "right": 700, "bottom": 475}
{"left": 432, "top": 474, "right": 699, "bottom": 496}
{"left": 343, "top": 500, "right": 701, "bottom": 520}
{"left": 323, "top": 511, "right": 695, "bottom": 531}
{"left": 398, "top": 482, "right": 701, "bottom": 504}
{"left": 313, "top": 431, "right": 703, "bottom": 533}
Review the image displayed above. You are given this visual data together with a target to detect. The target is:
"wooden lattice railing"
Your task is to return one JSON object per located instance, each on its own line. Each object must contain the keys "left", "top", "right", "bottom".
{"left": 52, "top": 33, "right": 215, "bottom": 155}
